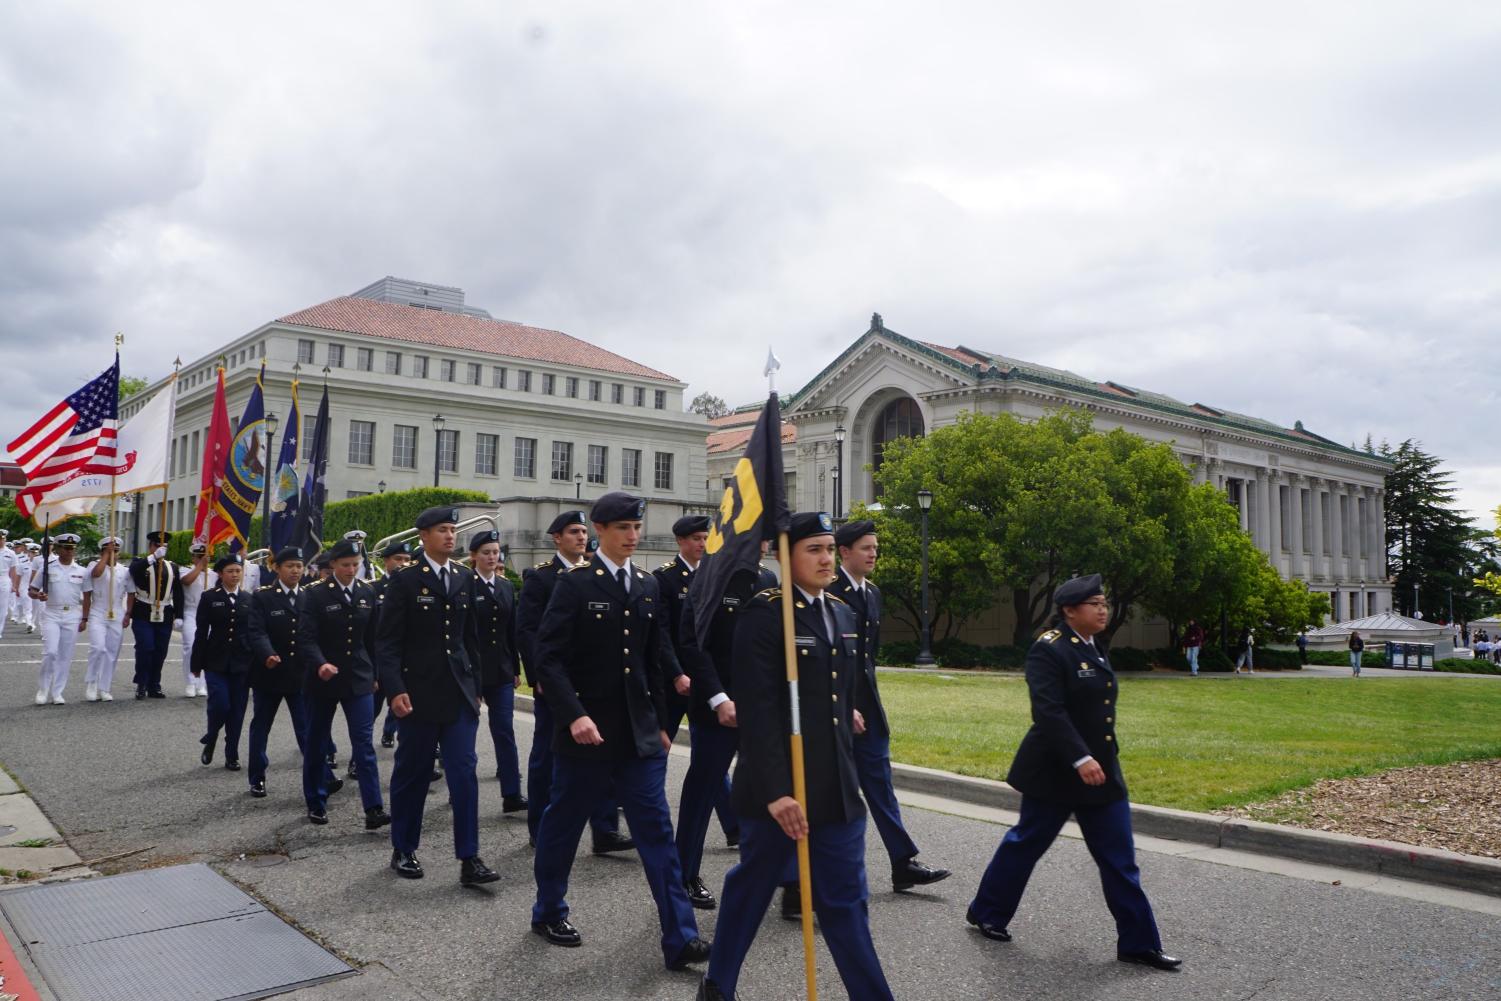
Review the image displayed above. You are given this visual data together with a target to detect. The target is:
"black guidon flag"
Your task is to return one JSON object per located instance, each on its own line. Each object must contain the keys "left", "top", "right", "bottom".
{"left": 687, "top": 391, "right": 790, "bottom": 647}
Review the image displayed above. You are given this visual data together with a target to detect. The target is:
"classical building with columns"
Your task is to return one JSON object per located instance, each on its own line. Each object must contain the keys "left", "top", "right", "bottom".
{"left": 708, "top": 315, "right": 1392, "bottom": 643}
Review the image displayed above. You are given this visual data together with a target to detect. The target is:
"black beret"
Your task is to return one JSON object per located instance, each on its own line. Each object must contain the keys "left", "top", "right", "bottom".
{"left": 1052, "top": 573, "right": 1104, "bottom": 608}
{"left": 326, "top": 539, "right": 360, "bottom": 562}
{"left": 590, "top": 491, "right": 646, "bottom": 524}
{"left": 415, "top": 506, "right": 461, "bottom": 530}
{"left": 214, "top": 553, "right": 244, "bottom": 573}
{"left": 469, "top": 529, "right": 501, "bottom": 552}
{"left": 547, "top": 511, "right": 587, "bottom": 535}
{"left": 273, "top": 546, "right": 305, "bottom": 565}
{"left": 834, "top": 520, "right": 876, "bottom": 549}
{"left": 147, "top": 531, "right": 170, "bottom": 545}
{"left": 789, "top": 511, "right": 835, "bottom": 545}
{"left": 672, "top": 515, "right": 711, "bottom": 537}
{"left": 311, "top": 551, "right": 330, "bottom": 568}
{"left": 379, "top": 541, "right": 410, "bottom": 559}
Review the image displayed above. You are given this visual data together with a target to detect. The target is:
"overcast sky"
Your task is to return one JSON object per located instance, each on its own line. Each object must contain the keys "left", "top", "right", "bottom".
{"left": 2, "top": 2, "right": 1497, "bottom": 526}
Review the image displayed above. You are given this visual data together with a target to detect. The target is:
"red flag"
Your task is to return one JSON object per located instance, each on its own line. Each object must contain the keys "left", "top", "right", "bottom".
{"left": 193, "top": 366, "right": 233, "bottom": 545}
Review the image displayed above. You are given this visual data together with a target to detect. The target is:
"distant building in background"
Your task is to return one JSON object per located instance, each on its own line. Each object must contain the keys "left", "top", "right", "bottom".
{"left": 0, "top": 462, "right": 23, "bottom": 505}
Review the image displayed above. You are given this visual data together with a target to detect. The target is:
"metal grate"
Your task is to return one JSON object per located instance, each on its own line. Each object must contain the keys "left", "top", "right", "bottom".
{"left": 0, "top": 863, "right": 353, "bottom": 1001}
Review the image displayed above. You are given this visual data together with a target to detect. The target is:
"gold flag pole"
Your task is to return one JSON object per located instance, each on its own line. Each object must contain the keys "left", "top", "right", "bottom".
{"left": 106, "top": 333, "right": 123, "bottom": 620}
{"left": 777, "top": 528, "right": 819, "bottom": 1001}
{"left": 151, "top": 356, "right": 181, "bottom": 623}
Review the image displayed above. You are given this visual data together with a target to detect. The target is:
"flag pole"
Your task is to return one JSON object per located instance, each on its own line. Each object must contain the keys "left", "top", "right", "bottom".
{"left": 107, "top": 333, "right": 123, "bottom": 620}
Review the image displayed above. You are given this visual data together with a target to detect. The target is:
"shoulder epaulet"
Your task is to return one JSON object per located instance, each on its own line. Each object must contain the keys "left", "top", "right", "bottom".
{"left": 752, "top": 587, "right": 782, "bottom": 603}
{"left": 534, "top": 560, "right": 552, "bottom": 570}
{"left": 258, "top": 584, "right": 273, "bottom": 591}
{"left": 826, "top": 593, "right": 847, "bottom": 605}
{"left": 1039, "top": 629, "right": 1061, "bottom": 643}
{"left": 657, "top": 561, "right": 676, "bottom": 571}
{"left": 565, "top": 563, "right": 591, "bottom": 573}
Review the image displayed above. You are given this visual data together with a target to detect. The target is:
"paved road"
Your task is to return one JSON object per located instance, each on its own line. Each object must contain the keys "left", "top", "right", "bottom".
{"left": 1, "top": 631, "right": 1499, "bottom": 1000}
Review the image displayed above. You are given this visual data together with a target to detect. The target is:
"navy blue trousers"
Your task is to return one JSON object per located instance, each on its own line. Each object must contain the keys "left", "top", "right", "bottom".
{"left": 131, "top": 618, "right": 172, "bottom": 692}
{"left": 303, "top": 692, "right": 382, "bottom": 812}
{"left": 708, "top": 816, "right": 893, "bottom": 1000}
{"left": 526, "top": 696, "right": 617, "bottom": 839}
{"left": 969, "top": 795, "right": 1162, "bottom": 953}
{"left": 532, "top": 751, "right": 698, "bottom": 968}
{"left": 481, "top": 682, "right": 522, "bottom": 796}
{"left": 247, "top": 688, "right": 320, "bottom": 786}
{"left": 853, "top": 732, "right": 919, "bottom": 866}
{"left": 390, "top": 710, "right": 480, "bottom": 859}
{"left": 674, "top": 722, "right": 741, "bottom": 881}
{"left": 202, "top": 671, "right": 250, "bottom": 763}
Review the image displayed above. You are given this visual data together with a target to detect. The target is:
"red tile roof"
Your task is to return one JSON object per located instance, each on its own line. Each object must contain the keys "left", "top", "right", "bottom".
{"left": 0, "top": 462, "right": 23, "bottom": 488}
{"left": 706, "top": 422, "right": 797, "bottom": 455}
{"left": 707, "top": 411, "right": 760, "bottom": 429}
{"left": 278, "top": 297, "right": 678, "bottom": 382}
{"left": 920, "top": 342, "right": 989, "bottom": 366}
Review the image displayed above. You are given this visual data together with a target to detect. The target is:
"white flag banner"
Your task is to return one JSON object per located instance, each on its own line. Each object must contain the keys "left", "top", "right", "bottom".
{"left": 30, "top": 378, "right": 176, "bottom": 526}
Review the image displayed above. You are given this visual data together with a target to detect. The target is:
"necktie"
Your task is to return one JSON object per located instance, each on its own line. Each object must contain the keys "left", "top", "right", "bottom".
{"left": 439, "top": 566, "right": 449, "bottom": 592}
{"left": 814, "top": 597, "right": 834, "bottom": 644}
{"left": 616, "top": 568, "right": 628, "bottom": 594}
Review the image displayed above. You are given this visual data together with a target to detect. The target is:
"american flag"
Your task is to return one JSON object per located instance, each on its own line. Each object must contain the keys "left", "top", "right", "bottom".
{"left": 7, "top": 357, "right": 128, "bottom": 519}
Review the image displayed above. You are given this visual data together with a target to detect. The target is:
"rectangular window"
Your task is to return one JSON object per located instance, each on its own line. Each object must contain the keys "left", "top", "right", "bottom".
{"left": 518, "top": 370, "right": 532, "bottom": 392}
{"left": 386, "top": 351, "right": 402, "bottom": 375}
{"left": 438, "top": 429, "right": 459, "bottom": 473}
{"left": 467, "top": 362, "right": 482, "bottom": 385}
{"left": 611, "top": 383, "right": 623, "bottom": 404}
{"left": 589, "top": 379, "right": 602, "bottom": 402}
{"left": 302, "top": 415, "right": 318, "bottom": 462}
{"left": 551, "top": 441, "right": 574, "bottom": 481}
{"left": 654, "top": 451, "right": 673, "bottom": 491}
{"left": 392, "top": 424, "right": 418, "bottom": 470}
{"left": 622, "top": 448, "right": 642, "bottom": 488}
{"left": 190, "top": 430, "right": 200, "bottom": 471}
{"left": 413, "top": 355, "right": 429, "bottom": 378}
{"left": 587, "top": 445, "right": 607, "bottom": 484}
{"left": 327, "top": 343, "right": 345, "bottom": 368}
{"left": 169, "top": 439, "right": 177, "bottom": 479}
{"left": 654, "top": 389, "right": 666, "bottom": 410}
{"left": 514, "top": 437, "right": 536, "bottom": 478}
{"left": 475, "top": 433, "right": 498, "bottom": 476}
{"left": 543, "top": 373, "right": 556, "bottom": 395}
{"left": 298, "top": 339, "right": 315, "bottom": 364}
{"left": 1301, "top": 489, "right": 1313, "bottom": 554}
{"left": 633, "top": 386, "right": 645, "bottom": 407}
{"left": 348, "top": 420, "right": 375, "bottom": 465}
{"left": 356, "top": 347, "right": 373, "bottom": 372}
{"left": 565, "top": 376, "right": 579, "bottom": 398}
{"left": 440, "top": 359, "right": 456, "bottom": 382}
{"left": 492, "top": 366, "right": 507, "bottom": 389}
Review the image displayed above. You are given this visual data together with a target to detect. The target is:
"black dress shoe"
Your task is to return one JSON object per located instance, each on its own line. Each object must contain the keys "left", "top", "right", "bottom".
{"left": 326, "top": 778, "right": 345, "bottom": 795}
{"left": 502, "top": 794, "right": 528, "bottom": 814}
{"left": 780, "top": 884, "right": 803, "bottom": 922}
{"left": 460, "top": 856, "right": 500, "bottom": 886}
{"left": 697, "top": 976, "right": 731, "bottom": 1001}
{"left": 249, "top": 781, "right": 267, "bottom": 798}
{"left": 307, "top": 808, "right": 329, "bottom": 825}
{"left": 147, "top": 690, "right": 166, "bottom": 699}
{"left": 591, "top": 830, "right": 635, "bottom": 855}
{"left": 430, "top": 765, "right": 444, "bottom": 783}
{"left": 725, "top": 831, "right": 740, "bottom": 849}
{"left": 965, "top": 907, "right": 1012, "bottom": 942}
{"left": 390, "top": 850, "right": 424, "bottom": 879}
{"left": 684, "top": 876, "right": 717, "bottom": 910}
{"left": 531, "top": 918, "right": 581, "bottom": 947}
{"left": 365, "top": 806, "right": 392, "bottom": 830}
{"left": 380, "top": 734, "right": 395, "bottom": 748}
{"left": 135, "top": 688, "right": 146, "bottom": 700}
{"left": 893, "top": 857, "right": 952, "bottom": 891}
{"left": 326, "top": 753, "right": 338, "bottom": 768}
{"left": 1119, "top": 949, "right": 1182, "bottom": 971}
{"left": 668, "top": 936, "right": 712, "bottom": 970}
{"left": 346, "top": 760, "right": 358, "bottom": 779}
{"left": 224, "top": 760, "right": 241, "bottom": 772}
{"left": 199, "top": 741, "right": 214, "bottom": 765}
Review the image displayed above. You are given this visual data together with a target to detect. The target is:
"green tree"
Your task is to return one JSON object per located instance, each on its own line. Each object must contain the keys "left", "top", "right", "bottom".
{"left": 689, "top": 393, "right": 730, "bottom": 419}
{"left": 118, "top": 375, "right": 148, "bottom": 401}
{"left": 1382, "top": 440, "right": 1474, "bottom": 619}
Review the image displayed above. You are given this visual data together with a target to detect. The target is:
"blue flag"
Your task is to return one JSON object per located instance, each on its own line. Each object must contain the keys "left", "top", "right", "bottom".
{"left": 267, "top": 379, "right": 302, "bottom": 553}
{"left": 290, "top": 383, "right": 330, "bottom": 559}
{"left": 213, "top": 362, "right": 267, "bottom": 552}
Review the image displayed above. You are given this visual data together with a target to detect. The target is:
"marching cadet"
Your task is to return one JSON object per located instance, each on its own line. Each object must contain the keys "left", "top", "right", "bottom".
{"left": 26, "top": 542, "right": 45, "bottom": 631}
{"left": 651, "top": 516, "right": 703, "bottom": 743}
{"left": 84, "top": 537, "right": 129, "bottom": 701}
{"left": 517, "top": 511, "right": 630, "bottom": 852}
{"left": 529, "top": 491, "right": 710, "bottom": 971}
{"left": 126, "top": 531, "right": 184, "bottom": 699}
{"left": 179, "top": 543, "right": 214, "bottom": 697}
{"left": 468, "top": 530, "right": 526, "bottom": 814}
{"left": 298, "top": 539, "right": 390, "bottom": 830}
{"left": 966, "top": 574, "right": 1182, "bottom": 971}
{"left": 673, "top": 539, "right": 777, "bottom": 910}
{"left": 700, "top": 513, "right": 894, "bottom": 1001}
{"left": 244, "top": 546, "right": 326, "bottom": 799}
{"left": 191, "top": 554, "right": 255, "bottom": 769}
{"left": 344, "top": 529, "right": 372, "bottom": 580}
{"left": 830, "top": 519, "right": 950, "bottom": 894}
{"left": 374, "top": 507, "right": 496, "bottom": 885}
{"left": 0, "top": 529, "right": 14, "bottom": 637}
{"left": 13, "top": 540, "right": 35, "bottom": 631}
{"left": 30, "top": 533, "right": 90, "bottom": 706}
{"left": 372, "top": 541, "right": 413, "bottom": 749}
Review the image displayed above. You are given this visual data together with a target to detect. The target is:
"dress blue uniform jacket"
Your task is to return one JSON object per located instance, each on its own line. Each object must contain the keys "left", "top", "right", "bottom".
{"left": 374, "top": 561, "right": 481, "bottom": 725}
{"left": 189, "top": 585, "right": 254, "bottom": 675}
{"left": 730, "top": 589, "right": 865, "bottom": 827}
{"left": 128, "top": 557, "right": 184, "bottom": 619}
{"left": 534, "top": 555, "right": 671, "bottom": 760}
{"left": 298, "top": 578, "right": 378, "bottom": 701}
{"left": 469, "top": 573, "right": 518, "bottom": 688}
{"left": 1005, "top": 624, "right": 1127, "bottom": 806}
{"left": 245, "top": 585, "right": 306, "bottom": 694}
{"left": 827, "top": 572, "right": 889, "bottom": 738}
{"left": 678, "top": 565, "right": 779, "bottom": 728}
{"left": 517, "top": 556, "right": 570, "bottom": 690}
{"left": 649, "top": 556, "right": 696, "bottom": 689}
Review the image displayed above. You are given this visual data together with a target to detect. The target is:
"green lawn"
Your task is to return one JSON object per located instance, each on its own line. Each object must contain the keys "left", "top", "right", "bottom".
{"left": 881, "top": 672, "right": 1501, "bottom": 812}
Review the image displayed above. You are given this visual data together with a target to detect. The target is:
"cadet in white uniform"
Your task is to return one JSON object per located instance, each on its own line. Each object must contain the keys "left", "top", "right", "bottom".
{"left": 31, "top": 534, "right": 91, "bottom": 705}
{"left": 179, "top": 543, "right": 215, "bottom": 697}
{"left": 13, "top": 542, "right": 35, "bottom": 630}
{"left": 26, "top": 543, "right": 45, "bottom": 632}
{"left": 0, "top": 530, "right": 15, "bottom": 637}
{"left": 85, "top": 536, "right": 129, "bottom": 701}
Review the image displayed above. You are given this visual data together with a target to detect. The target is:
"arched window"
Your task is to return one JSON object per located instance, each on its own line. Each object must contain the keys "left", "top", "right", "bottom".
{"left": 870, "top": 397, "right": 925, "bottom": 490}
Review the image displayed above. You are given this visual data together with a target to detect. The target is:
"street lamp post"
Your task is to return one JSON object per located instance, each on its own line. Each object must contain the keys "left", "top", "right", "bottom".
{"left": 261, "top": 411, "right": 279, "bottom": 550}
{"left": 377, "top": 480, "right": 387, "bottom": 494}
{"left": 432, "top": 414, "right": 446, "bottom": 488}
{"left": 833, "top": 424, "right": 846, "bottom": 518}
{"left": 916, "top": 488, "right": 935, "bottom": 666}
{"left": 575, "top": 472, "right": 583, "bottom": 499}
{"left": 1413, "top": 581, "right": 1419, "bottom": 618}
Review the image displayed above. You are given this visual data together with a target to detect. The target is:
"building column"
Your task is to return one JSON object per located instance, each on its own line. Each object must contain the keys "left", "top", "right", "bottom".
{"left": 1308, "top": 477, "right": 1325, "bottom": 580}
{"left": 1288, "top": 473, "right": 1305, "bottom": 579}
{"left": 1237, "top": 477, "right": 1250, "bottom": 534}
{"left": 1330, "top": 482, "right": 1346, "bottom": 582}
{"left": 1256, "top": 469, "right": 1273, "bottom": 559}
{"left": 1268, "top": 471, "right": 1283, "bottom": 573}
{"left": 1371, "top": 488, "right": 1386, "bottom": 582}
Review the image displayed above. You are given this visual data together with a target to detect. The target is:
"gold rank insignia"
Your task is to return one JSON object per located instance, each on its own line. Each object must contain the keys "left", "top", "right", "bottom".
{"left": 1039, "top": 629, "right": 1061, "bottom": 642}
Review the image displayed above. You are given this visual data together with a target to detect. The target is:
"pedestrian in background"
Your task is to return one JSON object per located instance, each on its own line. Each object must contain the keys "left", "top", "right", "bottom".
{"left": 1295, "top": 630, "right": 1308, "bottom": 666}
{"left": 1347, "top": 631, "right": 1365, "bottom": 677}
{"left": 1233, "top": 627, "right": 1255, "bottom": 675}
{"left": 1181, "top": 619, "right": 1204, "bottom": 676}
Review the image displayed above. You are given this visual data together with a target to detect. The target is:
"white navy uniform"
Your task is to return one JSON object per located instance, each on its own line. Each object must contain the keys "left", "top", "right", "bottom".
{"left": 178, "top": 564, "right": 217, "bottom": 696}
{"left": 14, "top": 553, "right": 34, "bottom": 628}
{"left": 85, "top": 561, "right": 129, "bottom": 700}
{"left": 35, "top": 559, "right": 90, "bottom": 704}
{"left": 0, "top": 544, "right": 15, "bottom": 637}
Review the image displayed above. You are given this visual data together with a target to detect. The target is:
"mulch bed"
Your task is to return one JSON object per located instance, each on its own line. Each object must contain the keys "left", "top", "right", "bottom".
{"left": 1219, "top": 759, "right": 1501, "bottom": 859}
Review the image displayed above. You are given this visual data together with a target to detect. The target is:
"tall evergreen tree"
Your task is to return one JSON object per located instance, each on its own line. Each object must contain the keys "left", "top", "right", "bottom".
{"left": 1382, "top": 440, "right": 1475, "bottom": 619}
